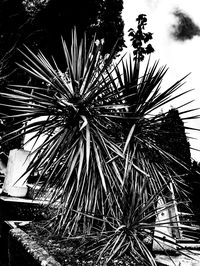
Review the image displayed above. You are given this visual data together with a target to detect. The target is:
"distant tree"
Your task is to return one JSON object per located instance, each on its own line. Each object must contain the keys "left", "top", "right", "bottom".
{"left": 0, "top": 1, "right": 27, "bottom": 79}
{"left": 188, "top": 161, "right": 200, "bottom": 224}
{"left": 157, "top": 109, "right": 200, "bottom": 225}
{"left": 0, "top": 0, "right": 125, "bottom": 75}
{"left": 22, "top": 0, "right": 125, "bottom": 64}
{"left": 0, "top": 0, "right": 26, "bottom": 58}
{"left": 96, "top": 0, "right": 125, "bottom": 56}
{"left": 0, "top": 1, "right": 30, "bottom": 153}
{"left": 157, "top": 108, "right": 191, "bottom": 173}
{"left": 0, "top": 0, "right": 125, "bottom": 152}
{"left": 22, "top": 0, "right": 50, "bottom": 16}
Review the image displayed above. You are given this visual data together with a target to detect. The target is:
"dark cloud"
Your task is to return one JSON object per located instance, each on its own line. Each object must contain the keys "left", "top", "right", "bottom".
{"left": 171, "top": 9, "right": 200, "bottom": 41}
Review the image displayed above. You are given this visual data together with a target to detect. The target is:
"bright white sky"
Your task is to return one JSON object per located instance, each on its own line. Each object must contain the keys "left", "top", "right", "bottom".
{"left": 122, "top": 0, "right": 200, "bottom": 161}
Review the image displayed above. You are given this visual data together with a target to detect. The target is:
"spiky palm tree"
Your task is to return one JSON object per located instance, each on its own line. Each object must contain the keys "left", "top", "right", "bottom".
{"left": 0, "top": 29, "right": 198, "bottom": 265}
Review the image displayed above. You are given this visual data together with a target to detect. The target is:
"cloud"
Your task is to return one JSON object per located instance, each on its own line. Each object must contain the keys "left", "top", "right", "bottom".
{"left": 171, "top": 9, "right": 200, "bottom": 41}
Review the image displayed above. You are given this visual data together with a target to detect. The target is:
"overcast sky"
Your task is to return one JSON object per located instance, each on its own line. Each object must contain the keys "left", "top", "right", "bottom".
{"left": 122, "top": 0, "right": 200, "bottom": 161}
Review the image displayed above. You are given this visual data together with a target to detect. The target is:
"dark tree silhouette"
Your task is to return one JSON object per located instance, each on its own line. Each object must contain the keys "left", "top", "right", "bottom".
{"left": 0, "top": 0, "right": 125, "bottom": 75}
{"left": 158, "top": 108, "right": 191, "bottom": 170}
{"left": 0, "top": 1, "right": 30, "bottom": 153}
{"left": 0, "top": 0, "right": 27, "bottom": 58}
{"left": 22, "top": 0, "right": 125, "bottom": 64}
{"left": 0, "top": 0, "right": 125, "bottom": 153}
{"left": 153, "top": 109, "right": 193, "bottom": 219}
{"left": 187, "top": 161, "right": 200, "bottom": 225}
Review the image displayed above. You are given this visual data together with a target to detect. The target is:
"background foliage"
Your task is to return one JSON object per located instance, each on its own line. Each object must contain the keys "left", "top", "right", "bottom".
{"left": 0, "top": 0, "right": 125, "bottom": 153}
